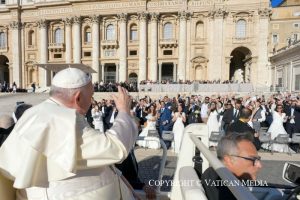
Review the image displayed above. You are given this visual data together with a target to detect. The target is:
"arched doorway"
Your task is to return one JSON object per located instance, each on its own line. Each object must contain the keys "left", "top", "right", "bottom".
{"left": 0, "top": 55, "right": 9, "bottom": 83}
{"left": 128, "top": 72, "right": 137, "bottom": 83}
{"left": 104, "top": 64, "right": 116, "bottom": 83}
{"left": 161, "top": 63, "right": 173, "bottom": 81}
{"left": 25, "top": 62, "right": 38, "bottom": 87}
{"left": 230, "top": 47, "right": 252, "bottom": 83}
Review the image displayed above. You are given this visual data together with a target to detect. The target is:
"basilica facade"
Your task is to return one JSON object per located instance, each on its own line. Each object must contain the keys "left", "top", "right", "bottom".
{"left": 0, "top": 0, "right": 270, "bottom": 88}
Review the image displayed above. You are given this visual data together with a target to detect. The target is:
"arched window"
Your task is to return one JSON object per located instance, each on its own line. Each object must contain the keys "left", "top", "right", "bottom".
{"left": 84, "top": 26, "right": 91, "bottom": 43}
{"left": 28, "top": 30, "right": 34, "bottom": 46}
{"left": 0, "top": 32, "right": 6, "bottom": 48}
{"left": 130, "top": 24, "right": 138, "bottom": 41}
{"left": 163, "top": 22, "right": 173, "bottom": 40}
{"left": 236, "top": 19, "right": 246, "bottom": 38}
{"left": 195, "top": 21, "right": 204, "bottom": 39}
{"left": 106, "top": 24, "right": 115, "bottom": 40}
{"left": 54, "top": 28, "right": 63, "bottom": 44}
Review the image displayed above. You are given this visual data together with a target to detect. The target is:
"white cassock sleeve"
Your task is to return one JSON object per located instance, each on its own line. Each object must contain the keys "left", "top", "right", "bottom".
{"left": 77, "top": 111, "right": 138, "bottom": 168}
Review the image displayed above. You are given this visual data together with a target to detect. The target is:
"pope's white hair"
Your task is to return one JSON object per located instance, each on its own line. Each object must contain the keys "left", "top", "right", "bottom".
{"left": 49, "top": 85, "right": 83, "bottom": 102}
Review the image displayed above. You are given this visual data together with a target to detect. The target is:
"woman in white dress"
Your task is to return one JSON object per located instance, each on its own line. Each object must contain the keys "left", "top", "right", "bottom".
{"left": 172, "top": 104, "right": 186, "bottom": 153}
{"left": 207, "top": 102, "right": 221, "bottom": 147}
{"left": 262, "top": 105, "right": 294, "bottom": 153}
{"left": 136, "top": 104, "right": 161, "bottom": 149}
{"left": 91, "top": 105, "right": 104, "bottom": 132}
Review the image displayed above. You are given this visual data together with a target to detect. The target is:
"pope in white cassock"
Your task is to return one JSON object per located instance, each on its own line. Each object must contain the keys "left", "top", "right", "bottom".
{"left": 0, "top": 68, "right": 138, "bottom": 200}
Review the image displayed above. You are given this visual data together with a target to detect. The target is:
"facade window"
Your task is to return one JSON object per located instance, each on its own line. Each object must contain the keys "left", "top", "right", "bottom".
{"left": 54, "top": 28, "right": 63, "bottom": 44}
{"left": 0, "top": 0, "right": 5, "bottom": 4}
{"left": 272, "top": 34, "right": 279, "bottom": 44}
{"left": 236, "top": 19, "right": 246, "bottom": 38}
{"left": 84, "top": 27, "right": 91, "bottom": 43}
{"left": 195, "top": 21, "right": 204, "bottom": 39}
{"left": 0, "top": 32, "right": 6, "bottom": 48}
{"left": 130, "top": 24, "right": 138, "bottom": 41}
{"left": 106, "top": 24, "right": 115, "bottom": 40}
{"left": 293, "top": 23, "right": 300, "bottom": 29}
{"left": 163, "top": 22, "right": 173, "bottom": 40}
{"left": 293, "top": 33, "right": 299, "bottom": 41}
{"left": 104, "top": 50, "right": 115, "bottom": 57}
{"left": 28, "top": 30, "right": 34, "bottom": 46}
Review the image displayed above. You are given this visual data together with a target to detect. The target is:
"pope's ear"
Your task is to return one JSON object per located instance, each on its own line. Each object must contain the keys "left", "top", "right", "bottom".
{"left": 74, "top": 91, "right": 81, "bottom": 104}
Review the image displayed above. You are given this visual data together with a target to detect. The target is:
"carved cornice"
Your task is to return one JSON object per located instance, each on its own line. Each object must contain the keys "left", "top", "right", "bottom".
{"left": 9, "top": 21, "right": 22, "bottom": 30}
{"left": 62, "top": 17, "right": 73, "bottom": 26}
{"left": 258, "top": 8, "right": 272, "bottom": 19}
{"left": 178, "top": 11, "right": 190, "bottom": 20}
{"left": 36, "top": 19, "right": 48, "bottom": 28}
{"left": 117, "top": 13, "right": 128, "bottom": 22}
{"left": 150, "top": 13, "right": 159, "bottom": 21}
{"left": 138, "top": 12, "right": 148, "bottom": 21}
{"left": 73, "top": 16, "right": 82, "bottom": 24}
{"left": 91, "top": 15, "right": 100, "bottom": 24}
{"left": 24, "top": 22, "right": 37, "bottom": 29}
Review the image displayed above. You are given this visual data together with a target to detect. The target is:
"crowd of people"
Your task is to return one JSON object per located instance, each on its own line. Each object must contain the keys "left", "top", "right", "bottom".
{"left": 139, "top": 79, "right": 244, "bottom": 85}
{"left": 0, "top": 81, "right": 35, "bottom": 93}
{"left": 92, "top": 81, "right": 138, "bottom": 92}
{"left": 86, "top": 91, "right": 300, "bottom": 153}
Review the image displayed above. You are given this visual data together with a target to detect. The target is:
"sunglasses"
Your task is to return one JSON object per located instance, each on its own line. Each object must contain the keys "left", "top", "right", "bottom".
{"left": 230, "top": 155, "right": 261, "bottom": 166}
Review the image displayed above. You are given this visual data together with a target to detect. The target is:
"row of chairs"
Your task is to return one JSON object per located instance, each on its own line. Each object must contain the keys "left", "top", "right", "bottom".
{"left": 259, "top": 132, "right": 300, "bottom": 154}
{"left": 209, "top": 130, "right": 300, "bottom": 154}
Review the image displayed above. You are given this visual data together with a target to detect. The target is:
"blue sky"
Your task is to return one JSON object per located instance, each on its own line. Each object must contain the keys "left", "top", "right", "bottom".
{"left": 271, "top": 0, "right": 285, "bottom": 7}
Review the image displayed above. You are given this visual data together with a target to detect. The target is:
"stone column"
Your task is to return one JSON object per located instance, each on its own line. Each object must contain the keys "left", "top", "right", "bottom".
{"left": 257, "top": 8, "right": 271, "bottom": 87}
{"left": 138, "top": 12, "right": 148, "bottom": 82}
{"left": 289, "top": 61, "right": 293, "bottom": 92}
{"left": 208, "top": 9, "right": 227, "bottom": 81}
{"left": 91, "top": 15, "right": 100, "bottom": 83}
{"left": 72, "top": 16, "right": 82, "bottom": 63}
{"left": 116, "top": 64, "right": 119, "bottom": 82}
{"left": 118, "top": 13, "right": 127, "bottom": 82}
{"left": 9, "top": 21, "right": 22, "bottom": 87}
{"left": 101, "top": 64, "right": 105, "bottom": 81}
{"left": 178, "top": 11, "right": 188, "bottom": 81}
{"left": 63, "top": 17, "right": 72, "bottom": 63}
{"left": 150, "top": 13, "right": 158, "bottom": 81}
{"left": 37, "top": 19, "right": 49, "bottom": 87}
{"left": 158, "top": 63, "right": 162, "bottom": 83}
{"left": 173, "top": 63, "right": 177, "bottom": 82}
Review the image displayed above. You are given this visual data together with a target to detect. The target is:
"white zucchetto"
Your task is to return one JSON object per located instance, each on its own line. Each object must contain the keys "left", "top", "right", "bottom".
{"left": 52, "top": 68, "right": 91, "bottom": 89}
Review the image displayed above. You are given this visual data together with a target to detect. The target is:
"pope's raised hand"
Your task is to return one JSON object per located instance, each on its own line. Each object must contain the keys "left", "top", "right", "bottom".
{"left": 112, "top": 86, "right": 131, "bottom": 114}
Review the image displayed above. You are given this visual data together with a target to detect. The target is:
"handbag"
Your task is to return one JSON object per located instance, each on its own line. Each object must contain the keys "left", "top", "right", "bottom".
{"left": 110, "top": 166, "right": 142, "bottom": 200}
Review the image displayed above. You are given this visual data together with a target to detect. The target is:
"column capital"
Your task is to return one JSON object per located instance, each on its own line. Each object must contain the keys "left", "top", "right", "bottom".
{"left": 178, "top": 11, "right": 190, "bottom": 21}
{"left": 117, "top": 13, "right": 128, "bottom": 22}
{"left": 91, "top": 15, "right": 100, "bottom": 24}
{"left": 36, "top": 19, "right": 48, "bottom": 29}
{"left": 209, "top": 8, "right": 228, "bottom": 19}
{"left": 258, "top": 8, "right": 272, "bottom": 19}
{"left": 62, "top": 17, "right": 73, "bottom": 26}
{"left": 150, "top": 12, "right": 159, "bottom": 21}
{"left": 9, "top": 21, "right": 22, "bottom": 29}
{"left": 138, "top": 12, "right": 148, "bottom": 21}
{"left": 73, "top": 16, "right": 82, "bottom": 24}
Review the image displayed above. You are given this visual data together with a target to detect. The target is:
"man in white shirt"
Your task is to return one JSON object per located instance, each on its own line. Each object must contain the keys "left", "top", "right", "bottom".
{"left": 201, "top": 97, "right": 210, "bottom": 123}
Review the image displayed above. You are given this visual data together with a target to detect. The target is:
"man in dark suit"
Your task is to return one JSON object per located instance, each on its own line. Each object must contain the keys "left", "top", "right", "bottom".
{"left": 285, "top": 99, "right": 300, "bottom": 138}
{"left": 135, "top": 98, "right": 147, "bottom": 126}
{"left": 104, "top": 102, "right": 118, "bottom": 130}
{"left": 187, "top": 100, "right": 202, "bottom": 124}
{"left": 222, "top": 100, "right": 242, "bottom": 132}
{"left": 158, "top": 101, "right": 173, "bottom": 148}
{"left": 227, "top": 108, "right": 260, "bottom": 150}
{"left": 202, "top": 133, "right": 262, "bottom": 200}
